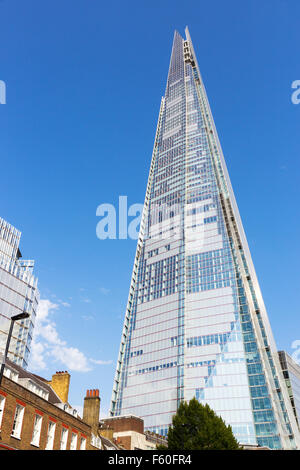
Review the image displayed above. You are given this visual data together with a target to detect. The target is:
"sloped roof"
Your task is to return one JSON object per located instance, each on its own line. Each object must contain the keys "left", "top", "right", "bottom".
{"left": 4, "top": 358, "right": 63, "bottom": 405}
{"left": 99, "top": 435, "right": 123, "bottom": 450}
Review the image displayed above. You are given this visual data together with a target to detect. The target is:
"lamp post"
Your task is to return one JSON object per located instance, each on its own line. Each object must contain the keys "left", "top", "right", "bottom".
{"left": 0, "top": 312, "right": 30, "bottom": 387}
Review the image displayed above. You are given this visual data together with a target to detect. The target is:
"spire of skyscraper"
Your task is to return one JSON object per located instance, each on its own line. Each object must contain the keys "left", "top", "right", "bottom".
{"left": 110, "top": 29, "right": 300, "bottom": 450}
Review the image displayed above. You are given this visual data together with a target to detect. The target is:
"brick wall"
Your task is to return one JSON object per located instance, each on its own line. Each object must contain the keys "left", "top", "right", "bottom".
{"left": 115, "top": 435, "right": 132, "bottom": 450}
{"left": 102, "top": 416, "right": 144, "bottom": 434}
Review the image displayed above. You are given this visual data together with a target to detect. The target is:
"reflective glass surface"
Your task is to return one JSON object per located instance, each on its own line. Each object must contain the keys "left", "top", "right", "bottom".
{"left": 110, "top": 30, "right": 299, "bottom": 450}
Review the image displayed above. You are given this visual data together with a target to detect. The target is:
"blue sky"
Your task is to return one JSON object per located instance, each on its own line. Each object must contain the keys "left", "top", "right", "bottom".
{"left": 0, "top": 0, "right": 299, "bottom": 417}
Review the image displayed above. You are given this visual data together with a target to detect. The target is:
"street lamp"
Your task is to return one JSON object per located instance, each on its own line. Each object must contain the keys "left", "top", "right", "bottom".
{"left": 0, "top": 312, "right": 30, "bottom": 387}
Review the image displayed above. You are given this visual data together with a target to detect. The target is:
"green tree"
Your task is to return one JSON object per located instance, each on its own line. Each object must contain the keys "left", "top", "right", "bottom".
{"left": 166, "top": 398, "right": 240, "bottom": 450}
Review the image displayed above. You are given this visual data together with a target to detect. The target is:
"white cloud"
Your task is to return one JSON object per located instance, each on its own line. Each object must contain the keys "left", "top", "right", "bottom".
{"left": 28, "top": 299, "right": 88, "bottom": 373}
{"left": 39, "top": 322, "right": 65, "bottom": 346}
{"left": 35, "top": 299, "right": 58, "bottom": 324}
{"left": 90, "top": 358, "right": 113, "bottom": 365}
{"left": 82, "top": 314, "right": 94, "bottom": 321}
{"left": 28, "top": 298, "right": 112, "bottom": 375}
{"left": 33, "top": 299, "right": 65, "bottom": 346}
{"left": 29, "top": 341, "right": 47, "bottom": 370}
{"left": 51, "top": 346, "right": 91, "bottom": 372}
{"left": 99, "top": 287, "right": 110, "bottom": 295}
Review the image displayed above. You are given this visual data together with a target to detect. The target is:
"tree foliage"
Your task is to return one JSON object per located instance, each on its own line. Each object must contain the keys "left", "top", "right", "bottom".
{"left": 166, "top": 398, "right": 240, "bottom": 450}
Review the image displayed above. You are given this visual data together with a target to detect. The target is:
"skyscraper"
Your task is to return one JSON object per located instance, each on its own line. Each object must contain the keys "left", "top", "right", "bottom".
{"left": 110, "top": 28, "right": 300, "bottom": 449}
{"left": 278, "top": 351, "right": 300, "bottom": 428}
{"left": 0, "top": 217, "right": 39, "bottom": 369}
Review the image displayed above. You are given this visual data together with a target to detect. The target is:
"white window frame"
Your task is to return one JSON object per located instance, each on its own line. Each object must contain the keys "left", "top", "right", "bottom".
{"left": 0, "top": 394, "right": 6, "bottom": 428}
{"left": 45, "top": 420, "right": 56, "bottom": 450}
{"left": 11, "top": 403, "right": 25, "bottom": 439}
{"left": 80, "top": 436, "right": 87, "bottom": 450}
{"left": 70, "top": 431, "right": 78, "bottom": 450}
{"left": 31, "top": 413, "right": 43, "bottom": 447}
{"left": 60, "top": 426, "right": 69, "bottom": 450}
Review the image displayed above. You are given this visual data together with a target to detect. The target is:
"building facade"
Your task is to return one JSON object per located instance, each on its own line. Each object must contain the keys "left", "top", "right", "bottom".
{"left": 0, "top": 360, "right": 100, "bottom": 450}
{"left": 110, "top": 28, "right": 300, "bottom": 450}
{"left": 100, "top": 415, "right": 167, "bottom": 450}
{"left": 0, "top": 218, "right": 39, "bottom": 369}
{"left": 278, "top": 351, "right": 300, "bottom": 428}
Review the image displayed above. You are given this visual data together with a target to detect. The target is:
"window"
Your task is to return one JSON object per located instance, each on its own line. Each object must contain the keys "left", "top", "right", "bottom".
{"left": 80, "top": 436, "right": 86, "bottom": 450}
{"left": 11, "top": 403, "right": 25, "bottom": 439}
{"left": 195, "top": 388, "right": 204, "bottom": 400}
{"left": 45, "top": 420, "right": 56, "bottom": 450}
{"left": 130, "top": 349, "right": 143, "bottom": 358}
{"left": 0, "top": 394, "right": 6, "bottom": 428}
{"left": 28, "top": 380, "right": 49, "bottom": 400}
{"left": 31, "top": 413, "right": 43, "bottom": 447}
{"left": 70, "top": 431, "right": 78, "bottom": 450}
{"left": 4, "top": 367, "right": 19, "bottom": 382}
{"left": 60, "top": 426, "right": 68, "bottom": 450}
{"left": 203, "top": 215, "right": 217, "bottom": 224}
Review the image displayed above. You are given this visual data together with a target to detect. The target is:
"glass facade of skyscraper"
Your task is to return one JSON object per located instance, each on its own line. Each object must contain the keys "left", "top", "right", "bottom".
{"left": 110, "top": 29, "right": 300, "bottom": 449}
{"left": 278, "top": 351, "right": 300, "bottom": 429}
{"left": 0, "top": 217, "right": 39, "bottom": 368}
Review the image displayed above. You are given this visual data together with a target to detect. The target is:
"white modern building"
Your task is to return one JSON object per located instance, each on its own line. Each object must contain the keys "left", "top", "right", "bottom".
{"left": 0, "top": 217, "right": 39, "bottom": 368}
{"left": 110, "top": 28, "right": 300, "bottom": 449}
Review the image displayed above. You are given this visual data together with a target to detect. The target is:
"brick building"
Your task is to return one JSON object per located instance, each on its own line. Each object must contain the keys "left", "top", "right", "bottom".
{"left": 0, "top": 358, "right": 166, "bottom": 451}
{"left": 0, "top": 359, "right": 100, "bottom": 450}
{"left": 80, "top": 390, "right": 167, "bottom": 450}
{"left": 99, "top": 415, "right": 168, "bottom": 450}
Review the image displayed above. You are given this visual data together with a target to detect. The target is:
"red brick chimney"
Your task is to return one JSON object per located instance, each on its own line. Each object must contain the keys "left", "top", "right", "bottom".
{"left": 83, "top": 389, "right": 100, "bottom": 434}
